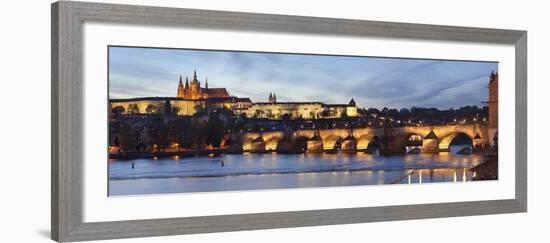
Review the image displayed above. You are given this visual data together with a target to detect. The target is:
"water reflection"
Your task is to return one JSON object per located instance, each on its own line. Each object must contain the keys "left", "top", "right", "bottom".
{"left": 109, "top": 145, "right": 485, "bottom": 196}
{"left": 392, "top": 168, "right": 475, "bottom": 185}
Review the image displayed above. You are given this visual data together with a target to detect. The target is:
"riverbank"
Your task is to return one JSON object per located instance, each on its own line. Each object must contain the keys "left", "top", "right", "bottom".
{"left": 109, "top": 146, "right": 485, "bottom": 160}
{"left": 109, "top": 149, "right": 226, "bottom": 160}
{"left": 470, "top": 154, "right": 498, "bottom": 180}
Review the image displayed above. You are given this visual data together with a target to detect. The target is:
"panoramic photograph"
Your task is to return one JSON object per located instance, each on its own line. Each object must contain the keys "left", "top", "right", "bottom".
{"left": 107, "top": 46, "right": 499, "bottom": 196}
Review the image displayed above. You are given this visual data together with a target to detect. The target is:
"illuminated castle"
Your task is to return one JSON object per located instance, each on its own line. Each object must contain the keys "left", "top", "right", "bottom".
{"left": 177, "top": 70, "right": 230, "bottom": 100}
{"left": 109, "top": 70, "right": 357, "bottom": 119}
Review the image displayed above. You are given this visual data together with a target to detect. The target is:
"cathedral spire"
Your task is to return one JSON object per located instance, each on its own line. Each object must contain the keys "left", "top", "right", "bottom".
{"left": 185, "top": 76, "right": 189, "bottom": 88}
{"left": 273, "top": 93, "right": 277, "bottom": 103}
{"left": 205, "top": 76, "right": 208, "bottom": 89}
{"left": 177, "top": 75, "right": 185, "bottom": 98}
{"left": 193, "top": 69, "right": 197, "bottom": 81}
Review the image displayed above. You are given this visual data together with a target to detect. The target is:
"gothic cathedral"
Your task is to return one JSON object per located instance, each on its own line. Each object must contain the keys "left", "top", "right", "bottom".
{"left": 177, "top": 70, "right": 230, "bottom": 100}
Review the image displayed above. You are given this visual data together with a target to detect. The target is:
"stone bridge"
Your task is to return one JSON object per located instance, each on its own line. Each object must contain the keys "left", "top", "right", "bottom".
{"left": 227, "top": 124, "right": 489, "bottom": 154}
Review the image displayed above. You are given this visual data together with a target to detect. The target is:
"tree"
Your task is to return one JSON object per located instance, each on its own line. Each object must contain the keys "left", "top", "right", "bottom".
{"left": 254, "top": 109, "right": 265, "bottom": 118}
{"left": 381, "top": 107, "right": 389, "bottom": 116}
{"left": 171, "top": 106, "right": 181, "bottom": 115}
{"left": 113, "top": 136, "right": 120, "bottom": 146}
{"left": 127, "top": 103, "right": 139, "bottom": 115}
{"left": 193, "top": 105, "right": 206, "bottom": 116}
{"left": 146, "top": 104, "right": 159, "bottom": 114}
{"left": 118, "top": 123, "right": 138, "bottom": 151}
{"left": 112, "top": 106, "right": 125, "bottom": 116}
{"left": 188, "top": 117, "right": 206, "bottom": 151}
{"left": 320, "top": 109, "right": 331, "bottom": 118}
{"left": 217, "top": 107, "right": 234, "bottom": 117}
{"left": 388, "top": 108, "right": 399, "bottom": 119}
{"left": 282, "top": 113, "right": 292, "bottom": 122}
{"left": 399, "top": 108, "right": 411, "bottom": 120}
{"left": 204, "top": 112, "right": 225, "bottom": 149}
{"left": 167, "top": 118, "right": 188, "bottom": 148}
{"left": 366, "top": 108, "right": 380, "bottom": 118}
{"left": 164, "top": 100, "right": 172, "bottom": 115}
{"left": 147, "top": 115, "right": 168, "bottom": 150}
{"left": 341, "top": 110, "right": 348, "bottom": 118}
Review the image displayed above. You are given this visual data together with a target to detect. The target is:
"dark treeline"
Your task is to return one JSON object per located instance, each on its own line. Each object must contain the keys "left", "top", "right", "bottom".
{"left": 112, "top": 108, "right": 232, "bottom": 152}
{"left": 359, "top": 105, "right": 488, "bottom": 123}
{"left": 110, "top": 105, "right": 489, "bottom": 152}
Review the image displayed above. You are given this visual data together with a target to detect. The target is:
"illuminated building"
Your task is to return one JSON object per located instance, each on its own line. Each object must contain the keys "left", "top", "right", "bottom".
{"left": 109, "top": 70, "right": 358, "bottom": 119}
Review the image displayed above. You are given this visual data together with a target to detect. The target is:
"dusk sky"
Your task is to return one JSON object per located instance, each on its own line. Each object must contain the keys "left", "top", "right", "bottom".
{"left": 109, "top": 46, "right": 498, "bottom": 109}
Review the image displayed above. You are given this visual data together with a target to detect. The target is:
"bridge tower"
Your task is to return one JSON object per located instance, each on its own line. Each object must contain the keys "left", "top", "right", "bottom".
{"left": 488, "top": 71, "right": 498, "bottom": 147}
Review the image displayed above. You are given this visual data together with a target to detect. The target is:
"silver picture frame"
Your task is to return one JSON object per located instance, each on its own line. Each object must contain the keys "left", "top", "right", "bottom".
{"left": 51, "top": 1, "right": 527, "bottom": 242}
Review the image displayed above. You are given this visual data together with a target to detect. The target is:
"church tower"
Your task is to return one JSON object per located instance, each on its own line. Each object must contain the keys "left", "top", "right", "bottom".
{"left": 177, "top": 75, "right": 184, "bottom": 98}
{"left": 189, "top": 70, "right": 201, "bottom": 100}
{"left": 268, "top": 92, "right": 277, "bottom": 103}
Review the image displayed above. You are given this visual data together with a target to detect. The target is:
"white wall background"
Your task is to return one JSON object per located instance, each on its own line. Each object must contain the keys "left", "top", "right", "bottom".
{"left": 0, "top": 0, "right": 548, "bottom": 242}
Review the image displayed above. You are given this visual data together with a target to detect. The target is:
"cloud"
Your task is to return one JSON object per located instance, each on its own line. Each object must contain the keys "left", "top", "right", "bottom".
{"left": 109, "top": 47, "right": 498, "bottom": 109}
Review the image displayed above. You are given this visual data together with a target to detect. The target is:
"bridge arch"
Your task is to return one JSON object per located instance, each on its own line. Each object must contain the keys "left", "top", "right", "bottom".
{"left": 438, "top": 132, "right": 473, "bottom": 152}
{"left": 323, "top": 135, "right": 343, "bottom": 151}
{"left": 241, "top": 137, "right": 254, "bottom": 152}
{"left": 264, "top": 137, "right": 280, "bottom": 151}
{"left": 306, "top": 134, "right": 323, "bottom": 152}
{"left": 390, "top": 133, "right": 424, "bottom": 153}
{"left": 341, "top": 135, "right": 357, "bottom": 152}
{"left": 250, "top": 136, "right": 266, "bottom": 153}
{"left": 274, "top": 135, "right": 309, "bottom": 153}
{"left": 356, "top": 134, "right": 376, "bottom": 151}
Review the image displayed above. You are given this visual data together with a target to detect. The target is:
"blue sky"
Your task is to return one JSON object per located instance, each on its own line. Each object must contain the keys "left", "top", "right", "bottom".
{"left": 109, "top": 46, "right": 497, "bottom": 109}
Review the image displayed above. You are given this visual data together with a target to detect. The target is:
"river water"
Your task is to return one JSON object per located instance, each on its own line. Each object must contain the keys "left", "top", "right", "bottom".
{"left": 109, "top": 145, "right": 485, "bottom": 196}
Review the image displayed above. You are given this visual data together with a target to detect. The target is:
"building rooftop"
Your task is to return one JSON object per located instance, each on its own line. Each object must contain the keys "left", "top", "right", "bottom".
{"left": 206, "top": 97, "right": 252, "bottom": 103}
{"left": 110, "top": 96, "right": 251, "bottom": 103}
{"left": 202, "top": 87, "right": 230, "bottom": 97}
{"left": 324, "top": 104, "right": 353, "bottom": 107}
{"left": 253, "top": 102, "right": 324, "bottom": 105}
{"left": 110, "top": 97, "right": 183, "bottom": 102}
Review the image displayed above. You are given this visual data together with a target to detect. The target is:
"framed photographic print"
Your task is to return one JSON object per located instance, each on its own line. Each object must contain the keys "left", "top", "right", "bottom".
{"left": 52, "top": 1, "right": 527, "bottom": 242}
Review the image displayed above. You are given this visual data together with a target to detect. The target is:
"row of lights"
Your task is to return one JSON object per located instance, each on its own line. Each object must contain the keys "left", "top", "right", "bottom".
{"left": 232, "top": 116, "right": 488, "bottom": 133}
